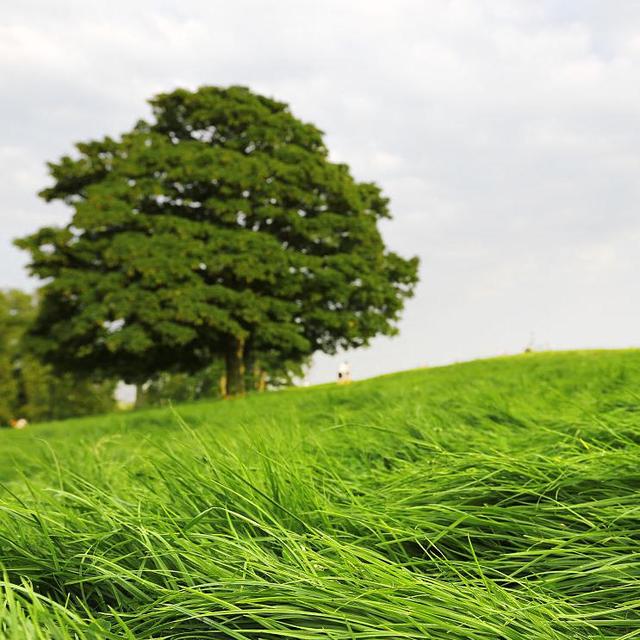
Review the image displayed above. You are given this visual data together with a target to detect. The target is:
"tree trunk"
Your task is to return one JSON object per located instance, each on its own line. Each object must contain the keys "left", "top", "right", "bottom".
{"left": 243, "top": 338, "right": 256, "bottom": 391}
{"left": 225, "top": 337, "right": 246, "bottom": 397}
{"left": 257, "top": 368, "right": 267, "bottom": 392}
{"left": 134, "top": 382, "right": 145, "bottom": 409}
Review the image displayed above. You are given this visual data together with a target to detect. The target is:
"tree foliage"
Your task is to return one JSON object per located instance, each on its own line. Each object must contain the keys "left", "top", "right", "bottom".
{"left": 139, "top": 361, "right": 224, "bottom": 408}
{"left": 0, "top": 290, "right": 28, "bottom": 424}
{"left": 0, "top": 290, "right": 116, "bottom": 425}
{"left": 16, "top": 86, "right": 419, "bottom": 395}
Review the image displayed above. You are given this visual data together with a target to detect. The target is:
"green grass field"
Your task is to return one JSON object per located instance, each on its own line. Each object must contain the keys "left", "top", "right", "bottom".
{"left": 1, "top": 350, "right": 640, "bottom": 639}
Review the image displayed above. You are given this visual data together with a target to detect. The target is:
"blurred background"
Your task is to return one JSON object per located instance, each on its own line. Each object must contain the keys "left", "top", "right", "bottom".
{"left": 2, "top": 0, "right": 639, "bottom": 387}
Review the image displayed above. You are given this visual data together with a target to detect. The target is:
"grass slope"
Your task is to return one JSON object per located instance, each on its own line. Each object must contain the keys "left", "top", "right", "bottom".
{"left": 1, "top": 350, "right": 640, "bottom": 639}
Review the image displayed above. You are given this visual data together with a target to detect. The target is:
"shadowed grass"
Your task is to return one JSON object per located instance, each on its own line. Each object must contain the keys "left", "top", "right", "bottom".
{"left": 1, "top": 350, "right": 640, "bottom": 638}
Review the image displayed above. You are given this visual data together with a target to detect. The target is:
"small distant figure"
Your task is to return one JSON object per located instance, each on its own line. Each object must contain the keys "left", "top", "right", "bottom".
{"left": 337, "top": 361, "right": 351, "bottom": 384}
{"left": 9, "top": 418, "right": 28, "bottom": 430}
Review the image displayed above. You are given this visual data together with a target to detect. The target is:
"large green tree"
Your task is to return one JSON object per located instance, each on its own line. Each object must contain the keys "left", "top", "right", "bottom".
{"left": 16, "top": 86, "right": 419, "bottom": 396}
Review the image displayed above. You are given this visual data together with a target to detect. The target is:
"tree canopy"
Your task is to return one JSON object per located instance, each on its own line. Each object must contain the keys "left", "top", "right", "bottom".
{"left": 16, "top": 86, "right": 419, "bottom": 395}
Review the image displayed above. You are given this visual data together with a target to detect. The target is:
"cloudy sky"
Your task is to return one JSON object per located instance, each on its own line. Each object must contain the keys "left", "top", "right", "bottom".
{"left": 2, "top": 0, "right": 639, "bottom": 384}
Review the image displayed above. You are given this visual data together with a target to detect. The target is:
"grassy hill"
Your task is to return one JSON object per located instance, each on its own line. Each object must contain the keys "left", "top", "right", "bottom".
{"left": 1, "top": 350, "right": 640, "bottom": 638}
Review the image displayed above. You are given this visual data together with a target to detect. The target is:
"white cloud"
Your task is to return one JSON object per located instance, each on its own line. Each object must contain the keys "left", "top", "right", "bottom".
{"left": 1, "top": 0, "right": 639, "bottom": 381}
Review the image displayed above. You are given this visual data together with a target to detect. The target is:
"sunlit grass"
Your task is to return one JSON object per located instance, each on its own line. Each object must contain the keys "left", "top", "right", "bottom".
{"left": 1, "top": 350, "right": 640, "bottom": 638}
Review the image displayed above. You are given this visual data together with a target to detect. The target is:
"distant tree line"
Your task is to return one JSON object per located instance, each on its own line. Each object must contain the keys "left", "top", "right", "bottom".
{"left": 0, "top": 289, "right": 116, "bottom": 425}
{"left": 0, "top": 288, "right": 308, "bottom": 424}
{"left": 0, "top": 286, "right": 312, "bottom": 425}
{"left": 135, "top": 352, "right": 308, "bottom": 409}
{"left": 13, "top": 85, "right": 419, "bottom": 415}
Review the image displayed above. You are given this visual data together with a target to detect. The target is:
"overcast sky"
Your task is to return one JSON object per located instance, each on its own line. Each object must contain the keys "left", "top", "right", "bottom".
{"left": 2, "top": 0, "right": 639, "bottom": 385}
